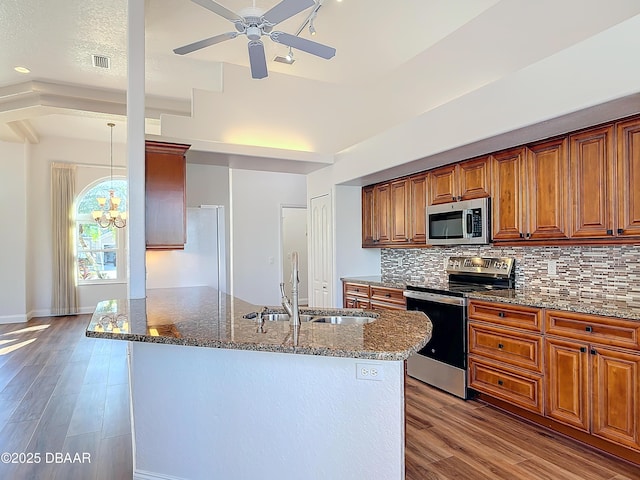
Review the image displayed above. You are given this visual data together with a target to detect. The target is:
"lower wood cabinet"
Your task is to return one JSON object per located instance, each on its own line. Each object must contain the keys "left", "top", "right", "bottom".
{"left": 342, "top": 281, "right": 406, "bottom": 311}
{"left": 545, "top": 310, "right": 640, "bottom": 451}
{"left": 468, "top": 301, "right": 544, "bottom": 414}
{"left": 469, "top": 300, "right": 640, "bottom": 462}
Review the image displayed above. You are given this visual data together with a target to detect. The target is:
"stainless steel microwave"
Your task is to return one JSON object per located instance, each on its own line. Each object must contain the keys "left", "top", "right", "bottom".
{"left": 426, "top": 197, "right": 490, "bottom": 245}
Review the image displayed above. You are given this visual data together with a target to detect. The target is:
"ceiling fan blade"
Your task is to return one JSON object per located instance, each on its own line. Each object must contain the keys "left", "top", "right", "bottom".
{"left": 248, "top": 40, "right": 268, "bottom": 79}
{"left": 270, "top": 31, "right": 336, "bottom": 59}
{"left": 190, "top": 0, "right": 243, "bottom": 22}
{"left": 174, "top": 32, "right": 238, "bottom": 55}
{"left": 263, "top": 0, "right": 315, "bottom": 26}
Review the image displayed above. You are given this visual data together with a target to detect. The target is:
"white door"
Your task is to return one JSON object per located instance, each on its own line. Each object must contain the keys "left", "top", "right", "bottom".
{"left": 310, "top": 194, "right": 333, "bottom": 307}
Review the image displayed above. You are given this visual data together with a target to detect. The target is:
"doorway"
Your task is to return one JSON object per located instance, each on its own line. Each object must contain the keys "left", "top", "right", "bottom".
{"left": 281, "top": 206, "right": 308, "bottom": 305}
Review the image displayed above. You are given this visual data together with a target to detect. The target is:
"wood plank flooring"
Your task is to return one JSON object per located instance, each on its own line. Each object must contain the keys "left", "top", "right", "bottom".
{"left": 1, "top": 314, "right": 640, "bottom": 479}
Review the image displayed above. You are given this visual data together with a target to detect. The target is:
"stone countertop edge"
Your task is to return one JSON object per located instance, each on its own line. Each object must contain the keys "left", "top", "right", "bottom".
{"left": 341, "top": 276, "right": 640, "bottom": 321}
{"left": 86, "top": 288, "right": 432, "bottom": 361}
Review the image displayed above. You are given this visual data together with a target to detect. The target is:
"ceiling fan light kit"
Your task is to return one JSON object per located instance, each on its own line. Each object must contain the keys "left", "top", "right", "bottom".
{"left": 174, "top": 0, "right": 336, "bottom": 79}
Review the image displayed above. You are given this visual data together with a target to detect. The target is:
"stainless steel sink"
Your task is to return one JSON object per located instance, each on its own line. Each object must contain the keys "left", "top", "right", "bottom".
{"left": 311, "top": 316, "right": 376, "bottom": 325}
{"left": 261, "top": 313, "right": 314, "bottom": 322}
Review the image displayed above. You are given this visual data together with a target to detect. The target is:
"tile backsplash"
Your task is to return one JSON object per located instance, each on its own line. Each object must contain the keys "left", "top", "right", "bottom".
{"left": 381, "top": 245, "right": 640, "bottom": 301}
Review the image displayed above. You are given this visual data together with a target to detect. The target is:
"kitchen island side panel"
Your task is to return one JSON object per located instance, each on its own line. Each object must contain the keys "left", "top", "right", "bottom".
{"left": 130, "top": 341, "right": 405, "bottom": 480}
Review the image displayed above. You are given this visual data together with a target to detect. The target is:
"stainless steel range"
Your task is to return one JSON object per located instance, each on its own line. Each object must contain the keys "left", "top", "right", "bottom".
{"left": 403, "top": 256, "right": 515, "bottom": 399}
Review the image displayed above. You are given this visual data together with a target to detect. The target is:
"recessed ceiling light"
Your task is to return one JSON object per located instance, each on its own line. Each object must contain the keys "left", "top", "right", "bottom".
{"left": 14, "top": 66, "right": 30, "bottom": 74}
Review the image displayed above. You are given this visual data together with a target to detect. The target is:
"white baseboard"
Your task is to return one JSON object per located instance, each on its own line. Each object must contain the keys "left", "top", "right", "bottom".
{"left": 0, "top": 314, "right": 28, "bottom": 324}
{"left": 134, "top": 469, "right": 189, "bottom": 480}
{"left": 28, "top": 306, "right": 95, "bottom": 319}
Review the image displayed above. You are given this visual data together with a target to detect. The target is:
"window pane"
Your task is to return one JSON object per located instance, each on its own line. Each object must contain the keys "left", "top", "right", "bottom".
{"left": 77, "top": 222, "right": 119, "bottom": 281}
{"left": 77, "top": 179, "right": 127, "bottom": 215}
{"left": 78, "top": 223, "right": 118, "bottom": 249}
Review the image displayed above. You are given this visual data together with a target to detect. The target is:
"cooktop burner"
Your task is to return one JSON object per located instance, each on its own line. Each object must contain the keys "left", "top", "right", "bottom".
{"left": 406, "top": 256, "right": 516, "bottom": 297}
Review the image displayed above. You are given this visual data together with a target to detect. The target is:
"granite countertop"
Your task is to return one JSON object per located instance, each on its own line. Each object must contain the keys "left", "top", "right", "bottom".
{"left": 85, "top": 286, "right": 432, "bottom": 361}
{"left": 342, "top": 276, "right": 640, "bottom": 320}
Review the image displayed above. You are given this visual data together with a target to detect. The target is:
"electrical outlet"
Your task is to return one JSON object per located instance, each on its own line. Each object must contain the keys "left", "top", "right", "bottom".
{"left": 356, "top": 363, "right": 384, "bottom": 381}
{"left": 547, "top": 260, "right": 557, "bottom": 275}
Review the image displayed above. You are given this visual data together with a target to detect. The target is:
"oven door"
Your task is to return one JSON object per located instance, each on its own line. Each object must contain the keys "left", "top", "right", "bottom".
{"left": 404, "top": 291, "right": 466, "bottom": 369}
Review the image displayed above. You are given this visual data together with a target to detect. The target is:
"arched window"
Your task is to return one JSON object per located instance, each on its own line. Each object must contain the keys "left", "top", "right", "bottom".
{"left": 76, "top": 178, "right": 127, "bottom": 283}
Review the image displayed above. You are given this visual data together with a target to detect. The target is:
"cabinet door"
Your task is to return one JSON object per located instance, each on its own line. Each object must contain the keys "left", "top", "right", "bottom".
{"left": 408, "top": 173, "right": 427, "bottom": 244}
{"left": 526, "top": 138, "right": 569, "bottom": 240}
{"left": 569, "top": 126, "right": 615, "bottom": 238}
{"left": 592, "top": 346, "right": 640, "bottom": 450}
{"left": 374, "top": 183, "right": 391, "bottom": 244}
{"left": 390, "top": 179, "right": 410, "bottom": 243}
{"left": 492, "top": 147, "right": 526, "bottom": 241}
{"left": 145, "top": 141, "right": 189, "bottom": 249}
{"left": 362, "top": 186, "right": 376, "bottom": 246}
{"left": 545, "top": 338, "right": 589, "bottom": 432}
{"left": 459, "top": 156, "right": 491, "bottom": 200}
{"left": 617, "top": 116, "right": 640, "bottom": 237}
{"left": 428, "top": 165, "right": 457, "bottom": 205}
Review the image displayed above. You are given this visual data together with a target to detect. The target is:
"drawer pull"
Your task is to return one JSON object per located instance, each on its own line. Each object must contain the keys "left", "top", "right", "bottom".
{"left": 497, "top": 379, "right": 504, "bottom": 386}
{"left": 498, "top": 312, "right": 505, "bottom": 318}
{"left": 385, "top": 293, "right": 391, "bottom": 298}
{"left": 580, "top": 347, "right": 586, "bottom": 353}
{"left": 585, "top": 326, "right": 592, "bottom": 332}
{"left": 498, "top": 343, "right": 504, "bottom": 349}
{"left": 591, "top": 349, "right": 597, "bottom": 355}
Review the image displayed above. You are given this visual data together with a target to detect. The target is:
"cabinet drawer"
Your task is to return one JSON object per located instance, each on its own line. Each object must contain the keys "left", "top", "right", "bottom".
{"left": 344, "top": 283, "right": 370, "bottom": 298}
{"left": 468, "top": 357, "right": 544, "bottom": 414}
{"left": 370, "top": 286, "right": 406, "bottom": 306}
{"left": 468, "top": 300, "right": 543, "bottom": 332}
{"left": 370, "top": 300, "right": 406, "bottom": 311}
{"left": 546, "top": 310, "right": 640, "bottom": 350}
{"left": 469, "top": 323, "right": 543, "bottom": 372}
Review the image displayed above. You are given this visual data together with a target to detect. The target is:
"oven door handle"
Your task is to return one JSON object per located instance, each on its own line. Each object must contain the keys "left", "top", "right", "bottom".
{"left": 403, "top": 290, "right": 467, "bottom": 306}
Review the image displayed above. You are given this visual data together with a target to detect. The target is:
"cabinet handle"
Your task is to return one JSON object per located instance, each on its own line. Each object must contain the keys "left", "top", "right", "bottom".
{"left": 526, "top": 233, "right": 531, "bottom": 239}
{"left": 497, "top": 379, "right": 504, "bottom": 386}
{"left": 585, "top": 326, "right": 592, "bottom": 332}
{"left": 590, "top": 349, "right": 597, "bottom": 355}
{"left": 519, "top": 233, "right": 524, "bottom": 238}
{"left": 385, "top": 293, "right": 391, "bottom": 298}
{"left": 606, "top": 229, "right": 613, "bottom": 236}
{"left": 498, "top": 312, "right": 505, "bottom": 318}
{"left": 618, "top": 228, "right": 624, "bottom": 234}
{"left": 580, "top": 347, "right": 586, "bottom": 353}
{"left": 498, "top": 343, "right": 504, "bottom": 349}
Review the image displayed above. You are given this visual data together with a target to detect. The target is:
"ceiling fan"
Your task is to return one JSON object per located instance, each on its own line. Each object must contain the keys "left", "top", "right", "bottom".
{"left": 174, "top": 0, "right": 336, "bottom": 79}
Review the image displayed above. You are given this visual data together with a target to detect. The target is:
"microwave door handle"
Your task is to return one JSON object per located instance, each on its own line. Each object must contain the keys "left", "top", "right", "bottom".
{"left": 464, "top": 209, "right": 473, "bottom": 238}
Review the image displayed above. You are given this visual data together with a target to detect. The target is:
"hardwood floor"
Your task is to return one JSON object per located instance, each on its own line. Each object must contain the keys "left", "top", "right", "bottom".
{"left": 1, "top": 315, "right": 639, "bottom": 479}
{"left": 0, "top": 315, "right": 131, "bottom": 480}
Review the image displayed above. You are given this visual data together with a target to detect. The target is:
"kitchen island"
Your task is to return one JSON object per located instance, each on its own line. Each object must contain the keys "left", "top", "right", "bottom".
{"left": 86, "top": 286, "right": 431, "bottom": 480}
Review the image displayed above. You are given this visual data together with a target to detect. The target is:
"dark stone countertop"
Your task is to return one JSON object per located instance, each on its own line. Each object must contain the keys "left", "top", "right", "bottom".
{"left": 86, "top": 286, "right": 432, "bottom": 361}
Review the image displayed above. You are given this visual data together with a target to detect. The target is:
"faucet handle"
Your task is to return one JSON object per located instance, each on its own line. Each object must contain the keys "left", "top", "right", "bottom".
{"left": 280, "top": 282, "right": 286, "bottom": 297}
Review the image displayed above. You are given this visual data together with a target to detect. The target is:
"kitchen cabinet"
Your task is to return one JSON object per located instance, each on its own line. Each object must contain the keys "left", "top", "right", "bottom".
{"left": 468, "top": 300, "right": 544, "bottom": 414}
{"left": 492, "top": 138, "right": 569, "bottom": 242}
{"left": 428, "top": 157, "right": 491, "bottom": 205}
{"left": 362, "top": 173, "right": 427, "bottom": 248}
{"left": 569, "top": 125, "right": 615, "bottom": 238}
{"left": 617, "top": 116, "right": 640, "bottom": 237}
{"left": 343, "top": 282, "right": 370, "bottom": 309}
{"left": 342, "top": 281, "right": 406, "bottom": 310}
{"left": 545, "top": 310, "right": 640, "bottom": 451}
{"left": 145, "top": 141, "right": 190, "bottom": 250}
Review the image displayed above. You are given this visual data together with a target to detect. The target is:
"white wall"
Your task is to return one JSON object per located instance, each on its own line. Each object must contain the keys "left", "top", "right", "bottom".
{"left": 130, "top": 342, "right": 405, "bottom": 480}
{"left": 28, "top": 136, "right": 128, "bottom": 318}
{"left": 282, "top": 207, "right": 308, "bottom": 304}
{"left": 230, "top": 169, "right": 306, "bottom": 306}
{"left": 0, "top": 141, "right": 28, "bottom": 323}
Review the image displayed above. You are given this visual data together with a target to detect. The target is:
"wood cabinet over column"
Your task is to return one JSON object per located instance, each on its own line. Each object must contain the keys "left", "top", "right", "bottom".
{"left": 145, "top": 141, "right": 190, "bottom": 250}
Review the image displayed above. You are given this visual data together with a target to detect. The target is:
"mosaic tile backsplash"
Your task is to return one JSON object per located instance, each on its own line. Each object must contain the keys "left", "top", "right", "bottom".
{"left": 381, "top": 245, "right": 640, "bottom": 301}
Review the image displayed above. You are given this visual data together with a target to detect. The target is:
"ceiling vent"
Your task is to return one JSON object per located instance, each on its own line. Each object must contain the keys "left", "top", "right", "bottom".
{"left": 92, "top": 54, "right": 111, "bottom": 69}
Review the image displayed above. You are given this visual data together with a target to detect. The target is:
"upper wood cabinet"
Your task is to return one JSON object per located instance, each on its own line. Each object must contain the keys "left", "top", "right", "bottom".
{"left": 362, "top": 173, "right": 427, "bottom": 248}
{"left": 429, "top": 157, "right": 491, "bottom": 205}
{"left": 145, "top": 141, "right": 190, "bottom": 250}
{"left": 526, "top": 137, "right": 569, "bottom": 240}
{"left": 492, "top": 139, "right": 569, "bottom": 242}
{"left": 617, "top": 116, "right": 640, "bottom": 237}
{"left": 569, "top": 125, "right": 615, "bottom": 238}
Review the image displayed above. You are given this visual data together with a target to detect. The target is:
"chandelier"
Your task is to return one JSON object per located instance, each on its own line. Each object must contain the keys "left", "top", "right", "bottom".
{"left": 92, "top": 122, "right": 127, "bottom": 228}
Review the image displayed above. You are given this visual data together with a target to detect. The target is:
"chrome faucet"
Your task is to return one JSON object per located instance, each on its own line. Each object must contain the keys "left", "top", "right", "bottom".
{"left": 280, "top": 251, "right": 300, "bottom": 326}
